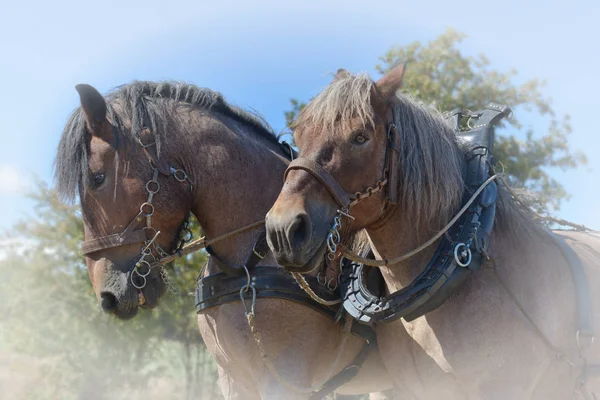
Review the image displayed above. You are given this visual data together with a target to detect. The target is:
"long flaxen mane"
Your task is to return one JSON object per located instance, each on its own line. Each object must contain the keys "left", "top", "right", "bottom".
{"left": 295, "top": 71, "right": 548, "bottom": 241}
{"left": 55, "top": 81, "right": 280, "bottom": 203}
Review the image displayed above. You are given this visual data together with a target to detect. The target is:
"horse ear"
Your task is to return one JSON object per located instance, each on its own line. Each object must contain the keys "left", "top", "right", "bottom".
{"left": 75, "top": 84, "right": 109, "bottom": 139}
{"left": 375, "top": 62, "right": 407, "bottom": 102}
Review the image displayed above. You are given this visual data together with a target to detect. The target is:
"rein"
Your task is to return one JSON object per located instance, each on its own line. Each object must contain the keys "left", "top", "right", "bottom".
{"left": 158, "top": 219, "right": 266, "bottom": 264}
{"left": 341, "top": 172, "right": 501, "bottom": 267}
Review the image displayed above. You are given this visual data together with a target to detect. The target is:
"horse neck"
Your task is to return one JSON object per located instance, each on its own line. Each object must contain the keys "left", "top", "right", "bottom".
{"left": 182, "top": 111, "right": 288, "bottom": 267}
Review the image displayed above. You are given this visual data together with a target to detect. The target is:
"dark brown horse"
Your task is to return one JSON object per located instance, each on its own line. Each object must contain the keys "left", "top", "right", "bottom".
{"left": 54, "top": 81, "right": 394, "bottom": 399}
{"left": 266, "top": 66, "right": 600, "bottom": 399}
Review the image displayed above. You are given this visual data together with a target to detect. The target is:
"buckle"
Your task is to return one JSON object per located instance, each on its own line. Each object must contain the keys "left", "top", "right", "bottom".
{"left": 252, "top": 248, "right": 266, "bottom": 260}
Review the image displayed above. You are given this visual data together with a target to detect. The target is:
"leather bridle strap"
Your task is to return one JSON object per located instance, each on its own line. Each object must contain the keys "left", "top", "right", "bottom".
{"left": 81, "top": 168, "right": 162, "bottom": 256}
{"left": 82, "top": 229, "right": 147, "bottom": 255}
{"left": 285, "top": 158, "right": 352, "bottom": 209}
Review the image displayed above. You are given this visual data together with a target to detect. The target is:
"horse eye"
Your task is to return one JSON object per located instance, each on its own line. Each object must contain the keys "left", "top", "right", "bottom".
{"left": 91, "top": 173, "right": 105, "bottom": 187}
{"left": 353, "top": 133, "right": 369, "bottom": 145}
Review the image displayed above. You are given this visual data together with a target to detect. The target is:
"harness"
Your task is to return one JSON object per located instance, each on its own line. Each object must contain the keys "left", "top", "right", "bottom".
{"left": 81, "top": 128, "right": 376, "bottom": 398}
{"left": 340, "top": 104, "right": 509, "bottom": 323}
{"left": 195, "top": 232, "right": 377, "bottom": 399}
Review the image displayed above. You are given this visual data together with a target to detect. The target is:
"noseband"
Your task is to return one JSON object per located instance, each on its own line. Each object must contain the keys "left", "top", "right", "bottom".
{"left": 81, "top": 129, "right": 194, "bottom": 291}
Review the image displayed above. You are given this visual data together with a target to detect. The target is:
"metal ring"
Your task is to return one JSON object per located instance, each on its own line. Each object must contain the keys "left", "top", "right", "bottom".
{"left": 327, "top": 234, "right": 338, "bottom": 254}
{"left": 135, "top": 260, "right": 152, "bottom": 277}
{"left": 146, "top": 180, "right": 160, "bottom": 194}
{"left": 317, "top": 272, "right": 325, "bottom": 286}
{"left": 131, "top": 272, "right": 147, "bottom": 289}
{"left": 172, "top": 169, "right": 188, "bottom": 182}
{"left": 140, "top": 202, "right": 154, "bottom": 217}
{"left": 327, "top": 277, "right": 338, "bottom": 291}
{"left": 331, "top": 228, "right": 341, "bottom": 244}
{"left": 454, "top": 243, "right": 472, "bottom": 267}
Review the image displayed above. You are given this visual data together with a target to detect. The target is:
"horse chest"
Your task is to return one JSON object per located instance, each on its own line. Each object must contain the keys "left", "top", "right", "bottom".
{"left": 375, "top": 286, "right": 554, "bottom": 399}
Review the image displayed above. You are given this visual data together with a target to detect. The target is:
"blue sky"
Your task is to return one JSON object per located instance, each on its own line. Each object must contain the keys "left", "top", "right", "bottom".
{"left": 1, "top": 0, "right": 598, "bottom": 231}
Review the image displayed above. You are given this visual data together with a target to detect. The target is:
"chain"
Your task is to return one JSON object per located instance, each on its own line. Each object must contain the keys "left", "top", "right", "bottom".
{"left": 348, "top": 175, "right": 388, "bottom": 208}
{"left": 160, "top": 265, "right": 179, "bottom": 294}
{"left": 323, "top": 170, "right": 388, "bottom": 261}
{"left": 326, "top": 210, "right": 345, "bottom": 261}
{"left": 155, "top": 212, "right": 194, "bottom": 295}
{"left": 290, "top": 272, "right": 341, "bottom": 306}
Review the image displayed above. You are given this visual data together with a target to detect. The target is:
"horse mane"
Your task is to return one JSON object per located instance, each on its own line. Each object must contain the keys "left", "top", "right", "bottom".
{"left": 55, "top": 81, "right": 280, "bottom": 202}
{"left": 296, "top": 71, "right": 549, "bottom": 241}
{"left": 293, "top": 72, "right": 376, "bottom": 132}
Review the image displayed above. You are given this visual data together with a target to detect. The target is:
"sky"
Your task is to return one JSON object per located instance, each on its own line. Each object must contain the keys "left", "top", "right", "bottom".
{"left": 0, "top": 0, "right": 599, "bottom": 233}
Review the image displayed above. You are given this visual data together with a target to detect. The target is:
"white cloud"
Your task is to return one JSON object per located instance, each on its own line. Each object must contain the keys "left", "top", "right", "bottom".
{"left": 0, "top": 165, "right": 30, "bottom": 196}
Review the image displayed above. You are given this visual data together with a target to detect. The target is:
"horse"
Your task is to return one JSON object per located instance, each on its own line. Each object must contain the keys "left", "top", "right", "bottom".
{"left": 53, "top": 81, "right": 396, "bottom": 399}
{"left": 265, "top": 65, "right": 600, "bottom": 399}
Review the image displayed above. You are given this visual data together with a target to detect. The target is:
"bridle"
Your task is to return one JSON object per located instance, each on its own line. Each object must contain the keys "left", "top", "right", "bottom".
{"left": 81, "top": 128, "right": 269, "bottom": 290}
{"left": 81, "top": 129, "right": 195, "bottom": 291}
{"left": 284, "top": 103, "right": 401, "bottom": 260}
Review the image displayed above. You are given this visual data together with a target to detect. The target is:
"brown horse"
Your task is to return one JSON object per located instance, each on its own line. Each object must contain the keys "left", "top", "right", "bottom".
{"left": 265, "top": 66, "right": 600, "bottom": 399}
{"left": 54, "top": 81, "right": 394, "bottom": 399}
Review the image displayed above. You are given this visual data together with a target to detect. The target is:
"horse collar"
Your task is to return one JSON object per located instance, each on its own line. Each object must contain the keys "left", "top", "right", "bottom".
{"left": 341, "top": 103, "right": 512, "bottom": 324}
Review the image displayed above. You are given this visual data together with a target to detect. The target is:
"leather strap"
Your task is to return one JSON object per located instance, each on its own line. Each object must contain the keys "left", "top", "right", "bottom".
{"left": 82, "top": 229, "right": 147, "bottom": 255}
{"left": 138, "top": 129, "right": 172, "bottom": 176}
{"left": 285, "top": 158, "right": 352, "bottom": 208}
{"left": 308, "top": 340, "right": 375, "bottom": 400}
{"left": 195, "top": 266, "right": 375, "bottom": 342}
{"left": 385, "top": 101, "right": 401, "bottom": 205}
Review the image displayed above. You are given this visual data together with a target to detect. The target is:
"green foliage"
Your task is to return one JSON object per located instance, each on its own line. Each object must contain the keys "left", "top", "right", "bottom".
{"left": 0, "top": 181, "right": 220, "bottom": 400}
{"left": 285, "top": 28, "right": 587, "bottom": 212}
{"left": 285, "top": 98, "right": 307, "bottom": 130}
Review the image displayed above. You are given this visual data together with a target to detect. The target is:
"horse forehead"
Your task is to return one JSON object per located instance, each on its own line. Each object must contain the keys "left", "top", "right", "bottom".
{"left": 295, "top": 122, "right": 348, "bottom": 148}
{"left": 89, "top": 136, "right": 114, "bottom": 162}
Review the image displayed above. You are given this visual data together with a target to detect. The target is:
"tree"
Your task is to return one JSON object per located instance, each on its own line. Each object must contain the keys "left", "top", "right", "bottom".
{"left": 0, "top": 181, "right": 221, "bottom": 400}
{"left": 285, "top": 28, "right": 587, "bottom": 213}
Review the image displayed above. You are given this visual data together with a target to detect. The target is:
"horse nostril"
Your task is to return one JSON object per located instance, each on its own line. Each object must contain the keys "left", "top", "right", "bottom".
{"left": 100, "top": 292, "right": 118, "bottom": 312}
{"left": 289, "top": 213, "right": 311, "bottom": 249}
